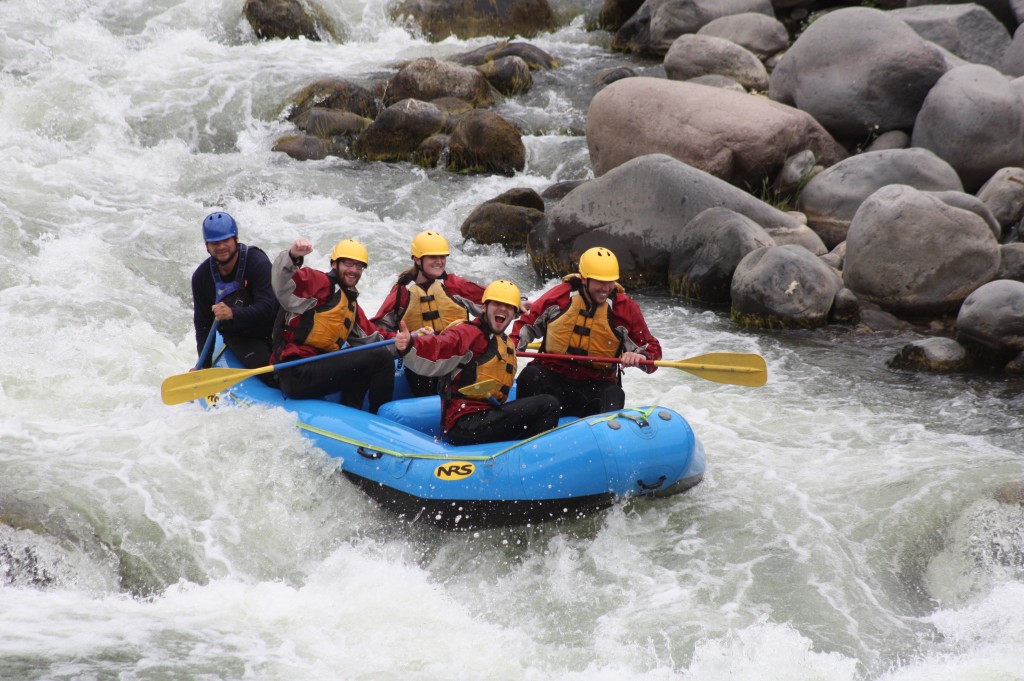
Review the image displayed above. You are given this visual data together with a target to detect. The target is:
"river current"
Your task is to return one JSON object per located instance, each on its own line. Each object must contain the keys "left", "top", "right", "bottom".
{"left": 2, "top": 1, "right": 1023, "bottom": 679}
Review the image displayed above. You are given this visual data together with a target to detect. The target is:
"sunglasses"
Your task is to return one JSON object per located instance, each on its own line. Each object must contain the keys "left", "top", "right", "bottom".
{"left": 337, "top": 258, "right": 366, "bottom": 270}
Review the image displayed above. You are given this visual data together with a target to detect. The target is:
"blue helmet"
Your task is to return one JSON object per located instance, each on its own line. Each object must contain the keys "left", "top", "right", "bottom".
{"left": 202, "top": 212, "right": 238, "bottom": 242}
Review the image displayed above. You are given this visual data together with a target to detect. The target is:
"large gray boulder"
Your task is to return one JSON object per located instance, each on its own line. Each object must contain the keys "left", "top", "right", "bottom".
{"left": 696, "top": 12, "right": 789, "bottom": 60}
{"left": 244, "top": 0, "right": 340, "bottom": 41}
{"left": 796, "top": 148, "right": 964, "bottom": 249}
{"left": 956, "top": 279, "right": 1024, "bottom": 354}
{"left": 912, "top": 64, "right": 1024, "bottom": 192}
{"left": 449, "top": 41, "right": 560, "bottom": 71}
{"left": 272, "top": 133, "right": 340, "bottom": 161}
{"left": 769, "top": 7, "right": 948, "bottom": 140}
{"left": 890, "top": 3, "right": 1011, "bottom": 67}
{"left": 864, "top": 130, "right": 911, "bottom": 152}
{"left": 765, "top": 220, "right": 827, "bottom": 255}
{"left": 730, "top": 244, "right": 844, "bottom": 329}
{"left": 385, "top": 57, "right": 494, "bottom": 107}
{"left": 446, "top": 109, "right": 525, "bottom": 176}
{"left": 586, "top": 77, "right": 847, "bottom": 186}
{"left": 529, "top": 153, "right": 804, "bottom": 288}
{"left": 976, "top": 167, "right": 1024, "bottom": 233}
{"left": 907, "top": 0, "right": 1019, "bottom": 32}
{"left": 888, "top": 337, "right": 972, "bottom": 372}
{"left": 1000, "top": 24, "right": 1024, "bottom": 76}
{"left": 285, "top": 79, "right": 380, "bottom": 122}
{"left": 612, "top": 0, "right": 775, "bottom": 56}
{"left": 475, "top": 56, "right": 533, "bottom": 97}
{"left": 998, "top": 242, "right": 1024, "bottom": 279}
{"left": 663, "top": 34, "right": 769, "bottom": 90}
{"left": 293, "top": 108, "right": 371, "bottom": 138}
{"left": 352, "top": 99, "right": 446, "bottom": 162}
{"left": 461, "top": 188, "right": 545, "bottom": 251}
{"left": 844, "top": 184, "right": 1001, "bottom": 316}
{"left": 926, "top": 189, "right": 1002, "bottom": 240}
{"left": 668, "top": 207, "right": 775, "bottom": 304}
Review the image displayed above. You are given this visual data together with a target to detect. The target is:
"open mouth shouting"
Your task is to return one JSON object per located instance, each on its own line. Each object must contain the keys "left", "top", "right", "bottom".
{"left": 485, "top": 301, "right": 517, "bottom": 333}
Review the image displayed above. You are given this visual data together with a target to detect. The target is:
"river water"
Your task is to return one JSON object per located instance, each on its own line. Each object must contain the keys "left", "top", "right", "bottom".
{"left": 2, "top": 1, "right": 1023, "bottom": 679}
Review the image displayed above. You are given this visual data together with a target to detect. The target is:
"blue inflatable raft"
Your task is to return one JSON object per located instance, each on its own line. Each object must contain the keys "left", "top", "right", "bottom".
{"left": 207, "top": 347, "right": 706, "bottom": 530}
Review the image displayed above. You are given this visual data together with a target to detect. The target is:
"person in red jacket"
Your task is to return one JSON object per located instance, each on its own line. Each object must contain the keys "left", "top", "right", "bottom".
{"left": 372, "top": 230, "right": 485, "bottom": 397}
{"left": 270, "top": 237, "right": 394, "bottom": 413}
{"left": 393, "top": 280, "right": 559, "bottom": 445}
{"left": 510, "top": 247, "right": 662, "bottom": 417}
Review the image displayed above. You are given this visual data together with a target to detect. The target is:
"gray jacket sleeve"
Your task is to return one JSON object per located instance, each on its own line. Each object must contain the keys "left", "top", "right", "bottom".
{"left": 271, "top": 249, "right": 318, "bottom": 317}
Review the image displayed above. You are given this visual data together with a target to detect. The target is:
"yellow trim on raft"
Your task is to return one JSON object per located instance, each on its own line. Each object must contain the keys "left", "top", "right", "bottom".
{"left": 296, "top": 407, "right": 656, "bottom": 462}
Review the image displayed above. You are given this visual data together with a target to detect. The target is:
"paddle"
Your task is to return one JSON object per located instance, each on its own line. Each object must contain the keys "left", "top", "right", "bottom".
{"left": 162, "top": 338, "right": 397, "bottom": 405}
{"left": 193, "top": 320, "right": 220, "bottom": 371}
{"left": 516, "top": 351, "right": 768, "bottom": 387}
{"left": 457, "top": 379, "right": 502, "bottom": 399}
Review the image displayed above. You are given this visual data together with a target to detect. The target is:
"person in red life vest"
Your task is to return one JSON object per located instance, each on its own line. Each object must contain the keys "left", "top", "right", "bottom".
{"left": 371, "top": 230, "right": 485, "bottom": 397}
{"left": 393, "top": 280, "right": 559, "bottom": 445}
{"left": 190, "top": 212, "right": 279, "bottom": 381}
{"left": 510, "top": 247, "right": 662, "bottom": 417}
{"left": 270, "top": 237, "right": 394, "bottom": 413}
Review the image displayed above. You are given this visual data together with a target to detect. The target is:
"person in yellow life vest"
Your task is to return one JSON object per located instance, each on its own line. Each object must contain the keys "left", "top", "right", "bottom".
{"left": 270, "top": 237, "right": 394, "bottom": 413}
{"left": 371, "top": 230, "right": 485, "bottom": 397}
{"left": 510, "top": 246, "right": 663, "bottom": 417}
{"left": 393, "top": 280, "right": 559, "bottom": 445}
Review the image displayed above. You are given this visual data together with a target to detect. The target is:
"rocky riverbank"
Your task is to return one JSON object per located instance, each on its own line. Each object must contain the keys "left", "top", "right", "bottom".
{"left": 242, "top": 0, "right": 1024, "bottom": 375}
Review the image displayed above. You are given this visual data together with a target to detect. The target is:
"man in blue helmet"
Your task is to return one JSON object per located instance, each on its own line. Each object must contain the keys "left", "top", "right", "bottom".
{"left": 190, "top": 212, "right": 279, "bottom": 382}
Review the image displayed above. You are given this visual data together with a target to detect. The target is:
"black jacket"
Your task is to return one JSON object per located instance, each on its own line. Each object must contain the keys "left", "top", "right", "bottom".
{"left": 191, "top": 244, "right": 278, "bottom": 361}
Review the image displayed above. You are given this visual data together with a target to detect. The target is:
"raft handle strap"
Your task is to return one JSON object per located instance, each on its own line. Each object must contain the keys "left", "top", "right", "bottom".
{"left": 637, "top": 475, "right": 667, "bottom": 491}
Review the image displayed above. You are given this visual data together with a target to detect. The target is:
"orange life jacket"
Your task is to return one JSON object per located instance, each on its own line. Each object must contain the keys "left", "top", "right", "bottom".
{"left": 280, "top": 287, "right": 357, "bottom": 354}
{"left": 401, "top": 279, "right": 470, "bottom": 333}
{"left": 450, "top": 320, "right": 517, "bottom": 403}
{"left": 542, "top": 282, "right": 623, "bottom": 372}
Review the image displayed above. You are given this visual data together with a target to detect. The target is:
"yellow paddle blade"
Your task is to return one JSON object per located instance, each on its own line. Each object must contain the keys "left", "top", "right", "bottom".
{"left": 161, "top": 365, "right": 273, "bottom": 405}
{"left": 657, "top": 352, "right": 768, "bottom": 387}
{"left": 457, "top": 379, "right": 502, "bottom": 399}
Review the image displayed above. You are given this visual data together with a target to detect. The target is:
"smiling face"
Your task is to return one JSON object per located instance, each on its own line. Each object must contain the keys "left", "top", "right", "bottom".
{"left": 583, "top": 277, "right": 617, "bottom": 305}
{"left": 334, "top": 257, "right": 366, "bottom": 289}
{"left": 483, "top": 300, "right": 517, "bottom": 334}
{"left": 415, "top": 254, "right": 447, "bottom": 282}
{"left": 206, "top": 237, "right": 239, "bottom": 269}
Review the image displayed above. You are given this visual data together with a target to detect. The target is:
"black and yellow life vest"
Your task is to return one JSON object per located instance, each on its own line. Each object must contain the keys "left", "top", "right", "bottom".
{"left": 279, "top": 287, "right": 358, "bottom": 354}
{"left": 451, "top": 320, "right": 517, "bottom": 403}
{"left": 400, "top": 279, "right": 469, "bottom": 333}
{"left": 542, "top": 281, "right": 624, "bottom": 370}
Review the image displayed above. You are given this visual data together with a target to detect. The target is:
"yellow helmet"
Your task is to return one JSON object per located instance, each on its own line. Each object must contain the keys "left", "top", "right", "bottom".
{"left": 578, "top": 246, "right": 619, "bottom": 281}
{"left": 330, "top": 239, "right": 369, "bottom": 267}
{"left": 482, "top": 279, "right": 521, "bottom": 311}
{"left": 411, "top": 230, "right": 450, "bottom": 258}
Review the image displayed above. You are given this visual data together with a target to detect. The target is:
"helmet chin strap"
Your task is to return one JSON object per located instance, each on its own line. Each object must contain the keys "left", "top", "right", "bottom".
{"left": 414, "top": 257, "right": 442, "bottom": 284}
{"left": 579, "top": 278, "right": 597, "bottom": 308}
